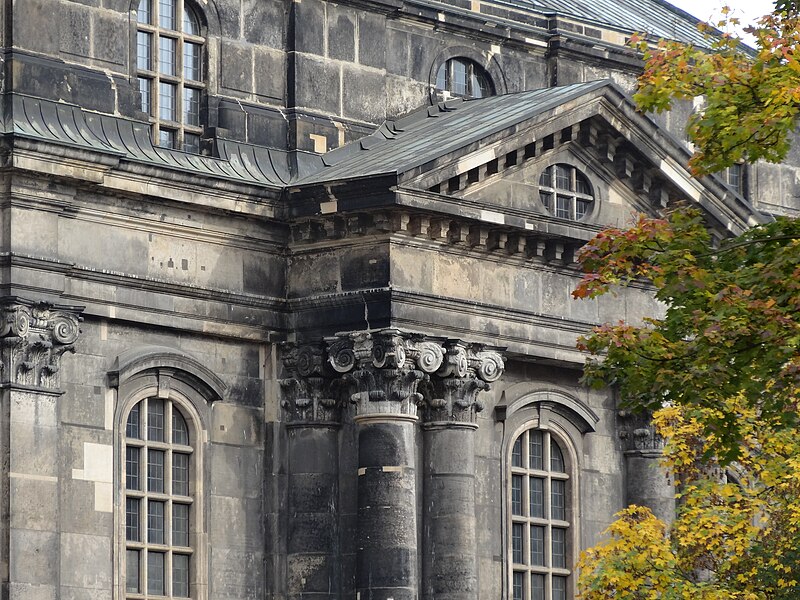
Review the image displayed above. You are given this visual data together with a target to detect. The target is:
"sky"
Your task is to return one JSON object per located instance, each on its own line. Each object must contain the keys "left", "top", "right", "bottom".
{"left": 665, "top": 0, "right": 776, "bottom": 45}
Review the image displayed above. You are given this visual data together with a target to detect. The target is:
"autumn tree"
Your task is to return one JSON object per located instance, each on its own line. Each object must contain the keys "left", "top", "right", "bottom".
{"left": 574, "top": 211, "right": 800, "bottom": 599}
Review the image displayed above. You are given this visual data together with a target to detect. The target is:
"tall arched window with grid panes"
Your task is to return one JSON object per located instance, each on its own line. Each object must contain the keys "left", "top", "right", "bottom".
{"left": 136, "top": 0, "right": 205, "bottom": 153}
{"left": 125, "top": 397, "right": 194, "bottom": 598}
{"left": 509, "top": 428, "right": 572, "bottom": 600}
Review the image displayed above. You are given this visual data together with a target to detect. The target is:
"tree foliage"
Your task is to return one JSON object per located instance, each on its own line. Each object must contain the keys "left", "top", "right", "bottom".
{"left": 574, "top": 209, "right": 800, "bottom": 599}
{"left": 631, "top": 3, "right": 800, "bottom": 175}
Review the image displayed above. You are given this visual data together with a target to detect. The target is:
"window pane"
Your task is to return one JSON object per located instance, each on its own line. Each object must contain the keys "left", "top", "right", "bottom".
{"left": 159, "top": 0, "right": 176, "bottom": 29}
{"left": 173, "top": 452, "right": 189, "bottom": 496}
{"left": 555, "top": 165, "right": 571, "bottom": 189}
{"left": 530, "top": 477, "right": 544, "bottom": 519}
{"left": 184, "top": 133, "right": 201, "bottom": 154}
{"left": 183, "top": 6, "right": 200, "bottom": 35}
{"left": 148, "top": 500, "right": 165, "bottom": 544}
{"left": 452, "top": 59, "right": 467, "bottom": 96}
{"left": 138, "top": 77, "right": 152, "bottom": 115}
{"left": 539, "top": 192, "right": 552, "bottom": 212}
{"left": 470, "top": 72, "right": 485, "bottom": 98}
{"left": 435, "top": 64, "right": 446, "bottom": 91}
{"left": 530, "top": 525, "right": 545, "bottom": 566}
{"left": 173, "top": 554, "right": 190, "bottom": 597}
{"left": 183, "top": 87, "right": 200, "bottom": 126}
{"left": 575, "top": 172, "right": 591, "bottom": 195}
{"left": 512, "top": 523, "right": 523, "bottom": 564}
{"left": 529, "top": 430, "right": 543, "bottom": 470}
{"left": 511, "top": 474, "right": 523, "bottom": 516}
{"left": 551, "top": 479, "right": 566, "bottom": 521}
{"left": 576, "top": 199, "right": 591, "bottom": 220}
{"left": 159, "top": 36, "right": 176, "bottom": 76}
{"left": 147, "top": 551, "right": 166, "bottom": 596}
{"left": 137, "top": 31, "right": 152, "bottom": 70}
{"left": 173, "top": 503, "right": 190, "bottom": 546}
{"left": 728, "top": 163, "right": 742, "bottom": 190}
{"left": 552, "top": 527, "right": 567, "bottom": 568}
{"left": 159, "top": 83, "right": 177, "bottom": 122}
{"left": 511, "top": 437, "right": 522, "bottom": 468}
{"left": 126, "top": 446, "right": 140, "bottom": 490}
{"left": 148, "top": 449, "right": 165, "bottom": 493}
{"left": 126, "top": 497, "right": 140, "bottom": 541}
{"left": 556, "top": 195, "right": 571, "bottom": 219}
{"left": 126, "top": 404, "right": 141, "bottom": 439}
{"left": 148, "top": 398, "right": 166, "bottom": 441}
{"left": 126, "top": 549, "right": 140, "bottom": 593}
{"left": 184, "top": 42, "right": 201, "bottom": 80}
{"left": 539, "top": 167, "right": 552, "bottom": 187}
{"left": 553, "top": 575, "right": 568, "bottom": 600}
{"left": 173, "top": 409, "right": 189, "bottom": 445}
{"left": 531, "top": 573, "right": 545, "bottom": 600}
{"left": 137, "top": 0, "right": 151, "bottom": 24}
{"left": 551, "top": 439, "right": 565, "bottom": 472}
{"left": 159, "top": 129, "right": 176, "bottom": 148}
{"left": 512, "top": 571, "right": 524, "bottom": 600}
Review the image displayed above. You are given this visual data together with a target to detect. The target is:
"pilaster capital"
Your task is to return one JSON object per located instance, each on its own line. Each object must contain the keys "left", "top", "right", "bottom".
{"left": 280, "top": 342, "right": 343, "bottom": 426}
{"left": 327, "top": 329, "right": 448, "bottom": 421}
{"left": 421, "top": 341, "right": 505, "bottom": 425}
{"left": 0, "top": 298, "right": 83, "bottom": 390}
{"left": 618, "top": 409, "right": 665, "bottom": 455}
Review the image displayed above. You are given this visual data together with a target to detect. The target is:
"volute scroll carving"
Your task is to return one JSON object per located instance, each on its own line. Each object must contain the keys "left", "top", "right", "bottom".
{"left": 0, "top": 299, "right": 83, "bottom": 390}
{"left": 280, "top": 342, "right": 344, "bottom": 425}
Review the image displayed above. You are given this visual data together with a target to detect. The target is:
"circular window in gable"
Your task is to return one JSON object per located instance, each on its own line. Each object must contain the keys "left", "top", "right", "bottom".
{"left": 538, "top": 164, "right": 594, "bottom": 221}
{"left": 435, "top": 58, "right": 494, "bottom": 99}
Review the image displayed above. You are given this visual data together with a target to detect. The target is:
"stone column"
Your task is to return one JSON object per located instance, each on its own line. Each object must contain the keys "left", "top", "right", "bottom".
{"left": 328, "top": 330, "right": 444, "bottom": 600}
{"left": 619, "top": 410, "right": 675, "bottom": 524}
{"left": 420, "top": 342, "right": 504, "bottom": 600}
{"left": 0, "top": 300, "right": 82, "bottom": 599}
{"left": 281, "top": 343, "right": 343, "bottom": 600}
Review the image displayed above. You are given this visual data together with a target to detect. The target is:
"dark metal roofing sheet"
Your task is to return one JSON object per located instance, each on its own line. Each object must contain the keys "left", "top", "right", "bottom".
{"left": 9, "top": 95, "right": 289, "bottom": 189}
{"left": 294, "top": 80, "right": 611, "bottom": 185}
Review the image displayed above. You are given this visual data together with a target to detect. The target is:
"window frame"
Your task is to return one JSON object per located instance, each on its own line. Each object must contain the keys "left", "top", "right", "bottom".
{"left": 135, "top": 0, "right": 205, "bottom": 153}
{"left": 537, "top": 164, "right": 595, "bottom": 222}
{"left": 113, "top": 369, "right": 210, "bottom": 600}
{"left": 506, "top": 418, "right": 580, "bottom": 600}
{"left": 435, "top": 57, "right": 495, "bottom": 99}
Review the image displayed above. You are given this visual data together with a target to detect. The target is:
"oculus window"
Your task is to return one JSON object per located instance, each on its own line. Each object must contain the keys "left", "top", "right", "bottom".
{"left": 137, "top": 0, "right": 204, "bottom": 153}
{"left": 509, "top": 428, "right": 572, "bottom": 600}
{"left": 435, "top": 58, "right": 494, "bottom": 99}
{"left": 538, "top": 164, "right": 594, "bottom": 221}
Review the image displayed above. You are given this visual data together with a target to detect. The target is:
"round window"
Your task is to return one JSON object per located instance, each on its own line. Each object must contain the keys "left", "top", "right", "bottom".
{"left": 538, "top": 164, "right": 594, "bottom": 220}
{"left": 435, "top": 58, "right": 494, "bottom": 99}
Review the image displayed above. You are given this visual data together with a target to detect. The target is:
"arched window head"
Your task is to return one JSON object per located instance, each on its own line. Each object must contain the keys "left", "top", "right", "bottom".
{"left": 136, "top": 0, "right": 205, "bottom": 153}
{"left": 538, "top": 164, "right": 594, "bottom": 221}
{"left": 124, "top": 397, "right": 195, "bottom": 598}
{"left": 509, "top": 428, "right": 572, "bottom": 600}
{"left": 435, "top": 58, "right": 494, "bottom": 99}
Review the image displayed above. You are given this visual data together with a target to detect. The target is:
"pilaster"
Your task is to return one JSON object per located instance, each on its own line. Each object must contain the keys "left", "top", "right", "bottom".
{"left": 280, "top": 342, "right": 344, "bottom": 600}
{"left": 618, "top": 409, "right": 675, "bottom": 524}
{"left": 0, "top": 298, "right": 82, "bottom": 600}
{"left": 420, "top": 342, "right": 504, "bottom": 600}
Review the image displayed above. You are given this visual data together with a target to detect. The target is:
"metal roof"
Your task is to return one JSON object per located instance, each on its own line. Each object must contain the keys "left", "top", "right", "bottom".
{"left": 513, "top": 0, "right": 713, "bottom": 46}
{"left": 5, "top": 94, "right": 291, "bottom": 188}
{"left": 293, "top": 80, "right": 611, "bottom": 185}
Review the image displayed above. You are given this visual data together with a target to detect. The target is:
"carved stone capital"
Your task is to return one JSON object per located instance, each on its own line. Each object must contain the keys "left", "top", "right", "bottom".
{"left": 0, "top": 299, "right": 83, "bottom": 390}
{"left": 618, "top": 409, "right": 665, "bottom": 454}
{"left": 326, "top": 329, "right": 448, "bottom": 420}
{"left": 420, "top": 341, "right": 506, "bottom": 425}
{"left": 280, "top": 342, "right": 343, "bottom": 426}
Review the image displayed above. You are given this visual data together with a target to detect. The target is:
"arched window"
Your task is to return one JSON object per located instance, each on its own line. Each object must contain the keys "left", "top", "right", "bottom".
{"left": 136, "top": 0, "right": 205, "bottom": 153}
{"left": 435, "top": 58, "right": 494, "bottom": 99}
{"left": 124, "top": 397, "right": 195, "bottom": 598}
{"left": 509, "top": 428, "right": 572, "bottom": 600}
{"left": 538, "top": 164, "right": 594, "bottom": 221}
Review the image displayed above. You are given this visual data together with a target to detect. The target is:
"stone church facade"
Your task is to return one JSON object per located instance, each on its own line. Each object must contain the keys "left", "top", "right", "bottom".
{"left": 0, "top": 1, "right": 795, "bottom": 600}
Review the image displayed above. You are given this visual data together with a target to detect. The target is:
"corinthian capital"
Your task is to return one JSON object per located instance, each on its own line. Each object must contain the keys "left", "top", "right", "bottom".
{"left": 280, "top": 342, "right": 344, "bottom": 426}
{"left": 420, "top": 341, "right": 505, "bottom": 425}
{"left": 0, "top": 299, "right": 83, "bottom": 390}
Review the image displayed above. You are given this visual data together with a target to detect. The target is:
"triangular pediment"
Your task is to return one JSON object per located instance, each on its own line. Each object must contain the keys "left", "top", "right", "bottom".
{"left": 294, "top": 80, "right": 767, "bottom": 237}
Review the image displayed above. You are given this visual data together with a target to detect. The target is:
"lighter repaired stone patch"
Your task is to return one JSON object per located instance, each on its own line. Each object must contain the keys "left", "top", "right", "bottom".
{"left": 72, "top": 442, "right": 113, "bottom": 513}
